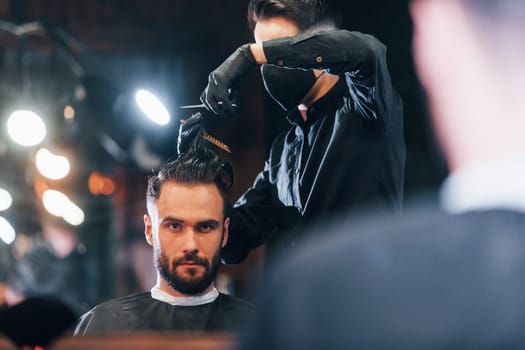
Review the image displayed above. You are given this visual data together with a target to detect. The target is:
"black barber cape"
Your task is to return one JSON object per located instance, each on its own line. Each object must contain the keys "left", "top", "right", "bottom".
{"left": 74, "top": 292, "right": 254, "bottom": 335}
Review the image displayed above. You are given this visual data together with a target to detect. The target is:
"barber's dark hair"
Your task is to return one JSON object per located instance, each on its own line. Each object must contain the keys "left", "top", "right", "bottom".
{"left": 146, "top": 146, "right": 233, "bottom": 216}
{"left": 247, "top": 0, "right": 342, "bottom": 32}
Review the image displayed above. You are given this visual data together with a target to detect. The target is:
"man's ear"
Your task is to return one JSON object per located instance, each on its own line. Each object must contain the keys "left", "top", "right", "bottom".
{"left": 221, "top": 217, "right": 230, "bottom": 248}
{"left": 144, "top": 214, "right": 153, "bottom": 246}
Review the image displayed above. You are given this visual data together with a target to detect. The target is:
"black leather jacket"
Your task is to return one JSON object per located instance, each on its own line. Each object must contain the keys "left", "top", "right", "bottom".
{"left": 224, "top": 30, "right": 405, "bottom": 263}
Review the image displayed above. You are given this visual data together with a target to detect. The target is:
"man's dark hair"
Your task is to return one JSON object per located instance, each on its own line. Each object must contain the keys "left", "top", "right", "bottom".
{"left": 247, "top": 0, "right": 342, "bottom": 32}
{"left": 146, "top": 147, "right": 233, "bottom": 216}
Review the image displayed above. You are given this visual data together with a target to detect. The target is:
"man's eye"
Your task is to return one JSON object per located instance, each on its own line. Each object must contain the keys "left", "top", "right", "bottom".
{"left": 168, "top": 223, "right": 182, "bottom": 230}
{"left": 198, "top": 224, "right": 213, "bottom": 232}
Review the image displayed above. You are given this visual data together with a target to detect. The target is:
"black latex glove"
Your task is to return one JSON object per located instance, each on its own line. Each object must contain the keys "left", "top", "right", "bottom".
{"left": 200, "top": 44, "right": 256, "bottom": 116}
{"left": 177, "top": 112, "right": 205, "bottom": 155}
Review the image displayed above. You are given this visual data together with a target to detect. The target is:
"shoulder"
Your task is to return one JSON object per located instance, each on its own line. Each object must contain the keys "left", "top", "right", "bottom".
{"left": 81, "top": 292, "right": 152, "bottom": 318}
{"left": 75, "top": 292, "right": 154, "bottom": 335}
{"left": 199, "top": 294, "right": 255, "bottom": 332}
{"left": 217, "top": 293, "right": 255, "bottom": 312}
{"left": 251, "top": 204, "right": 525, "bottom": 348}
{"left": 319, "top": 29, "right": 386, "bottom": 53}
{"left": 275, "top": 198, "right": 525, "bottom": 282}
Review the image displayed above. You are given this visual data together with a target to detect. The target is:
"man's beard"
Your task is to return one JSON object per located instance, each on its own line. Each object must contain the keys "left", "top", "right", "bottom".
{"left": 154, "top": 245, "right": 221, "bottom": 295}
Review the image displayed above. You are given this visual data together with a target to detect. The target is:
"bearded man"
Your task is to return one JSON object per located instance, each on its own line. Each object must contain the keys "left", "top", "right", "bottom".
{"left": 74, "top": 145, "right": 253, "bottom": 334}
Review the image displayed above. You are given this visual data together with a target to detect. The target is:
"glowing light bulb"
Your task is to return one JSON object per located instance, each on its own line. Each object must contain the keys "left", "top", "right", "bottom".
{"left": 135, "top": 89, "right": 170, "bottom": 125}
{"left": 7, "top": 110, "right": 46, "bottom": 146}
{"left": 35, "top": 148, "right": 71, "bottom": 180}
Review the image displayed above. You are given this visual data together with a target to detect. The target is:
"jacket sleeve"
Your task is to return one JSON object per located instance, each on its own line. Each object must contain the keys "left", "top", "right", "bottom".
{"left": 222, "top": 165, "right": 288, "bottom": 264}
{"left": 222, "top": 136, "right": 299, "bottom": 264}
{"left": 262, "top": 29, "right": 402, "bottom": 131}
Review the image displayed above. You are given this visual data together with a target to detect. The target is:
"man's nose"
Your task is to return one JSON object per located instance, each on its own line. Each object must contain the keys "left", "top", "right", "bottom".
{"left": 181, "top": 229, "right": 199, "bottom": 253}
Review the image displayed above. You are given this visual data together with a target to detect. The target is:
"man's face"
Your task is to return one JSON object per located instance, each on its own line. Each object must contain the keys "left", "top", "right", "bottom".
{"left": 144, "top": 182, "right": 229, "bottom": 296}
{"left": 254, "top": 16, "right": 301, "bottom": 43}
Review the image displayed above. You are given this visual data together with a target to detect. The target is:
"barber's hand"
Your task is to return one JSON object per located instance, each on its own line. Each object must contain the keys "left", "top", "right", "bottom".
{"left": 200, "top": 44, "right": 255, "bottom": 117}
{"left": 177, "top": 112, "right": 205, "bottom": 155}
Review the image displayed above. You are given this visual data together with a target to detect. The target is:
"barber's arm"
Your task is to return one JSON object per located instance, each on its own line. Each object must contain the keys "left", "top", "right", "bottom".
{"left": 200, "top": 30, "right": 378, "bottom": 116}
{"left": 199, "top": 30, "right": 373, "bottom": 116}
{"left": 222, "top": 134, "right": 299, "bottom": 264}
{"left": 223, "top": 167, "right": 286, "bottom": 264}
{"left": 201, "top": 30, "right": 399, "bottom": 127}
{"left": 259, "top": 30, "right": 382, "bottom": 74}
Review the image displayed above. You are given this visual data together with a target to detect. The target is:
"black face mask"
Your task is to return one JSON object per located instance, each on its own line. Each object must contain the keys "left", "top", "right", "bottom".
{"left": 261, "top": 64, "right": 318, "bottom": 111}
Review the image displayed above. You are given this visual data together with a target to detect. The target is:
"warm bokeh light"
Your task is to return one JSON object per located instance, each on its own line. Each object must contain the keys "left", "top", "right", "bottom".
{"left": 64, "top": 105, "right": 76, "bottom": 120}
{"left": 0, "top": 188, "right": 13, "bottom": 211}
{"left": 0, "top": 216, "right": 16, "bottom": 244}
{"left": 7, "top": 110, "right": 47, "bottom": 146}
{"left": 42, "top": 189, "right": 85, "bottom": 226}
{"left": 33, "top": 176, "right": 49, "bottom": 199}
{"left": 35, "top": 148, "right": 71, "bottom": 180}
{"left": 134, "top": 89, "right": 170, "bottom": 125}
{"left": 88, "top": 171, "right": 116, "bottom": 196}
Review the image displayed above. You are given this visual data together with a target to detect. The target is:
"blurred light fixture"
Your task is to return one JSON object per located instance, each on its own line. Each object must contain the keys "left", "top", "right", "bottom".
{"left": 88, "top": 171, "right": 116, "bottom": 196}
{"left": 134, "top": 89, "right": 170, "bottom": 125}
{"left": 42, "top": 189, "right": 85, "bottom": 226}
{"left": 0, "top": 216, "right": 16, "bottom": 244}
{"left": 63, "top": 105, "right": 76, "bottom": 120}
{"left": 0, "top": 188, "right": 13, "bottom": 211}
{"left": 35, "top": 148, "right": 71, "bottom": 180}
{"left": 7, "top": 110, "right": 47, "bottom": 146}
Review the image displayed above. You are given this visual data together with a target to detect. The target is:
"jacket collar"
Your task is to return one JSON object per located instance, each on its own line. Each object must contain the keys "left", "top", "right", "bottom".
{"left": 440, "top": 157, "right": 525, "bottom": 214}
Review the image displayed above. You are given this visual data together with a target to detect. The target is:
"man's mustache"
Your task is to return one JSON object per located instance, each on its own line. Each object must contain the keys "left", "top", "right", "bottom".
{"left": 172, "top": 252, "right": 209, "bottom": 268}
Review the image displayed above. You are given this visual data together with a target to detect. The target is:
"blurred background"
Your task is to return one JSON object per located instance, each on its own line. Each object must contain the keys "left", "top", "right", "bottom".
{"left": 0, "top": 0, "right": 447, "bottom": 316}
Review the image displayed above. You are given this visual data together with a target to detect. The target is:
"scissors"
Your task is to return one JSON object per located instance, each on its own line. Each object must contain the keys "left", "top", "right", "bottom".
{"left": 179, "top": 101, "right": 236, "bottom": 109}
